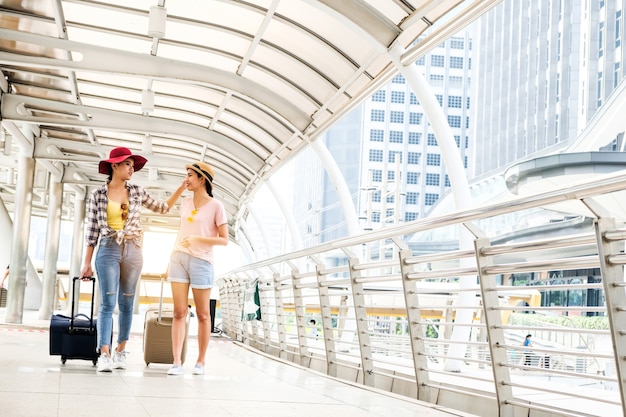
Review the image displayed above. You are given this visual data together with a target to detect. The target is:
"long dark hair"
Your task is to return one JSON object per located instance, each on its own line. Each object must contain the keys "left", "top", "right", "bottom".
{"left": 191, "top": 170, "right": 213, "bottom": 197}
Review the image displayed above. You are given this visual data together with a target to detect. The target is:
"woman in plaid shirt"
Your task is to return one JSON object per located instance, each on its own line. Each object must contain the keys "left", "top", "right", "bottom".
{"left": 81, "top": 147, "right": 185, "bottom": 373}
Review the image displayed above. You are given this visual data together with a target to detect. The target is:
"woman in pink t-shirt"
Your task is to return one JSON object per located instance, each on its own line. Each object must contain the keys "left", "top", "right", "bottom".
{"left": 166, "top": 161, "right": 228, "bottom": 376}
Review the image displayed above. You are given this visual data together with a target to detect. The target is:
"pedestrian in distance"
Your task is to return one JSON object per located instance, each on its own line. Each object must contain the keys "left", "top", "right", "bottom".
{"left": 523, "top": 334, "right": 533, "bottom": 366}
{"left": 81, "top": 147, "right": 186, "bottom": 373}
{"left": 166, "top": 161, "right": 228, "bottom": 376}
{"left": 310, "top": 319, "right": 318, "bottom": 340}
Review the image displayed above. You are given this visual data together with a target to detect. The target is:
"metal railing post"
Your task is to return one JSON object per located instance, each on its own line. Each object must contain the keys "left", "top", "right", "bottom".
{"left": 272, "top": 270, "right": 289, "bottom": 360}
{"left": 474, "top": 236, "right": 515, "bottom": 417}
{"left": 345, "top": 250, "right": 374, "bottom": 386}
{"left": 398, "top": 247, "right": 431, "bottom": 401}
{"left": 594, "top": 218, "right": 626, "bottom": 416}
{"left": 312, "top": 257, "right": 338, "bottom": 377}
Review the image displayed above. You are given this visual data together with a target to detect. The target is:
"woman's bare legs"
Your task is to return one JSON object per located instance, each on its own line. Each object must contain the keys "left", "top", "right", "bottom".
{"left": 170, "top": 282, "right": 190, "bottom": 365}
{"left": 192, "top": 287, "right": 212, "bottom": 366}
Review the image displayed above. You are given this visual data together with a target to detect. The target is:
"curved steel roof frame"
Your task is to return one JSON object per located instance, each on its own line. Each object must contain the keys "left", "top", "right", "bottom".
{"left": 0, "top": 0, "right": 499, "bottom": 242}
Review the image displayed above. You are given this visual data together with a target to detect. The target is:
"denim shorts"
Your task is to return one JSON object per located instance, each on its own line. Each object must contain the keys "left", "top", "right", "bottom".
{"left": 168, "top": 251, "right": 214, "bottom": 289}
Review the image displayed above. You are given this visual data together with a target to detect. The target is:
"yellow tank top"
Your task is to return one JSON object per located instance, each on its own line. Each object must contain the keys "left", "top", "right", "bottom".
{"left": 107, "top": 201, "right": 126, "bottom": 231}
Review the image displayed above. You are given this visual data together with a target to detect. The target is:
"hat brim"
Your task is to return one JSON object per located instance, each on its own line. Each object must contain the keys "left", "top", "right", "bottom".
{"left": 99, "top": 155, "right": 147, "bottom": 174}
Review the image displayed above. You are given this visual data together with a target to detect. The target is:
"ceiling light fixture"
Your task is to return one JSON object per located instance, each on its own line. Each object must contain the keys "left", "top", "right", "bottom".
{"left": 141, "top": 89, "right": 155, "bottom": 113}
{"left": 148, "top": 6, "right": 167, "bottom": 39}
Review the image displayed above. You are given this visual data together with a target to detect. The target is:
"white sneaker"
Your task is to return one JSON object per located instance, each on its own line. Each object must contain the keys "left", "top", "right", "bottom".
{"left": 167, "top": 364, "right": 183, "bottom": 375}
{"left": 192, "top": 364, "right": 205, "bottom": 375}
{"left": 97, "top": 354, "right": 112, "bottom": 372}
{"left": 113, "top": 350, "right": 127, "bottom": 370}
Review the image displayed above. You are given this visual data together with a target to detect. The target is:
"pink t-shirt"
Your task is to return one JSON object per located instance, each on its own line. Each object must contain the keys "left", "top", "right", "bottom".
{"left": 173, "top": 197, "right": 227, "bottom": 263}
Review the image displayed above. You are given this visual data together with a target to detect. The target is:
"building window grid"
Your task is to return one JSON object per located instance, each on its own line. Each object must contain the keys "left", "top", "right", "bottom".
{"left": 392, "top": 74, "right": 405, "bottom": 84}
{"left": 426, "top": 154, "right": 441, "bottom": 166}
{"left": 448, "top": 115, "right": 462, "bottom": 128}
{"left": 407, "top": 152, "right": 421, "bottom": 165}
{"left": 430, "top": 74, "right": 444, "bottom": 84}
{"left": 371, "top": 169, "right": 382, "bottom": 182}
{"left": 427, "top": 133, "right": 438, "bottom": 146}
{"left": 371, "top": 109, "right": 384, "bottom": 122}
{"left": 450, "top": 56, "right": 463, "bottom": 69}
{"left": 425, "top": 193, "right": 439, "bottom": 205}
{"left": 426, "top": 173, "right": 440, "bottom": 186}
{"left": 405, "top": 212, "right": 418, "bottom": 222}
{"left": 369, "top": 149, "right": 383, "bottom": 162}
{"left": 599, "top": 21, "right": 604, "bottom": 58}
{"left": 390, "top": 111, "right": 404, "bottom": 123}
{"left": 391, "top": 91, "right": 405, "bottom": 103}
{"left": 406, "top": 172, "right": 419, "bottom": 184}
{"left": 448, "top": 95, "right": 462, "bottom": 108}
{"left": 406, "top": 192, "right": 419, "bottom": 205}
{"left": 617, "top": 10, "right": 622, "bottom": 47}
{"left": 388, "top": 151, "right": 402, "bottom": 163}
{"left": 389, "top": 131, "right": 403, "bottom": 143}
{"left": 370, "top": 129, "right": 384, "bottom": 141}
{"left": 431, "top": 55, "right": 445, "bottom": 67}
{"left": 372, "top": 90, "right": 386, "bottom": 102}
{"left": 408, "top": 132, "right": 421, "bottom": 144}
{"left": 450, "top": 38, "right": 464, "bottom": 49}
{"left": 409, "top": 112, "right": 423, "bottom": 124}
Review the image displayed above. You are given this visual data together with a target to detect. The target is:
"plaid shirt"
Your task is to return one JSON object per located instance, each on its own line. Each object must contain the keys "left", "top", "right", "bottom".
{"left": 85, "top": 182, "right": 170, "bottom": 247}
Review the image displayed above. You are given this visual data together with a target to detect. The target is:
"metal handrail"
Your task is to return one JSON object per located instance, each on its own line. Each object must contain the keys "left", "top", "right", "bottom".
{"left": 218, "top": 170, "right": 626, "bottom": 417}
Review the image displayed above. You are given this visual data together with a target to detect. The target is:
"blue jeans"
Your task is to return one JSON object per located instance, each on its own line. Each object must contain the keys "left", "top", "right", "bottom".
{"left": 94, "top": 237, "right": 143, "bottom": 350}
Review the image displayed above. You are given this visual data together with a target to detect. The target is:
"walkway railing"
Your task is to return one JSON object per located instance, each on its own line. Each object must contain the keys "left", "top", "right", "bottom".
{"left": 217, "top": 172, "right": 626, "bottom": 417}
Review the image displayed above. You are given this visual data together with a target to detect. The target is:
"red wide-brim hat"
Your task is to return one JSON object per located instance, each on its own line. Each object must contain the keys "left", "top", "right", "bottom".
{"left": 98, "top": 147, "right": 148, "bottom": 174}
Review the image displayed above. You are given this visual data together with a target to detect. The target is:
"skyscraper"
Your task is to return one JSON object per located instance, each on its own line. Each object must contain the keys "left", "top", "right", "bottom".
{"left": 472, "top": 0, "right": 626, "bottom": 177}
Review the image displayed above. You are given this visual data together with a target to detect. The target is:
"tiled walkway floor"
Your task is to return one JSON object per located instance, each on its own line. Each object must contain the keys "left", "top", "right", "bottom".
{"left": 0, "top": 308, "right": 476, "bottom": 417}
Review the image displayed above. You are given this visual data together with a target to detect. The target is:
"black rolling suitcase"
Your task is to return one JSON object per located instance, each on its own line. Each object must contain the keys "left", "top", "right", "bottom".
{"left": 49, "top": 277, "right": 100, "bottom": 365}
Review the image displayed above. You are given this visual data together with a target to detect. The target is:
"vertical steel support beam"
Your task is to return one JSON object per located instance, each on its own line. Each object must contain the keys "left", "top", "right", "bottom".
{"left": 5, "top": 155, "right": 35, "bottom": 324}
{"left": 265, "top": 178, "right": 303, "bottom": 250}
{"left": 309, "top": 139, "right": 360, "bottom": 235}
{"left": 68, "top": 192, "right": 86, "bottom": 314}
{"left": 38, "top": 177, "right": 63, "bottom": 320}
{"left": 389, "top": 43, "right": 475, "bottom": 372}
{"left": 594, "top": 218, "right": 626, "bottom": 416}
{"left": 474, "top": 236, "right": 514, "bottom": 417}
{"left": 259, "top": 277, "right": 273, "bottom": 354}
{"left": 315, "top": 262, "right": 338, "bottom": 377}
{"left": 272, "top": 271, "right": 289, "bottom": 359}
{"left": 346, "top": 253, "right": 374, "bottom": 386}
{"left": 291, "top": 267, "right": 311, "bottom": 366}
{"left": 398, "top": 248, "right": 431, "bottom": 401}
{"left": 235, "top": 277, "right": 245, "bottom": 342}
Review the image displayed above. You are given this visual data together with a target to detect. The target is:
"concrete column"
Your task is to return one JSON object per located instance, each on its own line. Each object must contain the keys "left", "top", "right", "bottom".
{"left": 68, "top": 191, "right": 86, "bottom": 315}
{"left": 0, "top": 197, "right": 12, "bottom": 270}
{"left": 5, "top": 155, "right": 36, "bottom": 324}
{"left": 38, "top": 177, "right": 63, "bottom": 320}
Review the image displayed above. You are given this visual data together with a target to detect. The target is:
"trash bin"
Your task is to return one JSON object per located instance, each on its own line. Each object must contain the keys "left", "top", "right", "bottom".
{"left": 575, "top": 346, "right": 586, "bottom": 373}
{"left": 0, "top": 288, "right": 7, "bottom": 307}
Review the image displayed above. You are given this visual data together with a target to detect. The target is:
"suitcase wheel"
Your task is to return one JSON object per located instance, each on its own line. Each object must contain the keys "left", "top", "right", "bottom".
{"left": 92, "top": 359, "right": 97, "bottom": 366}
{"left": 61, "top": 357, "right": 66, "bottom": 364}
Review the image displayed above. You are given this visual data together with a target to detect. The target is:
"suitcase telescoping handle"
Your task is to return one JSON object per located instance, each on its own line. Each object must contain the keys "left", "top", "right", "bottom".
{"left": 158, "top": 276, "right": 165, "bottom": 323}
{"left": 70, "top": 276, "right": 96, "bottom": 331}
